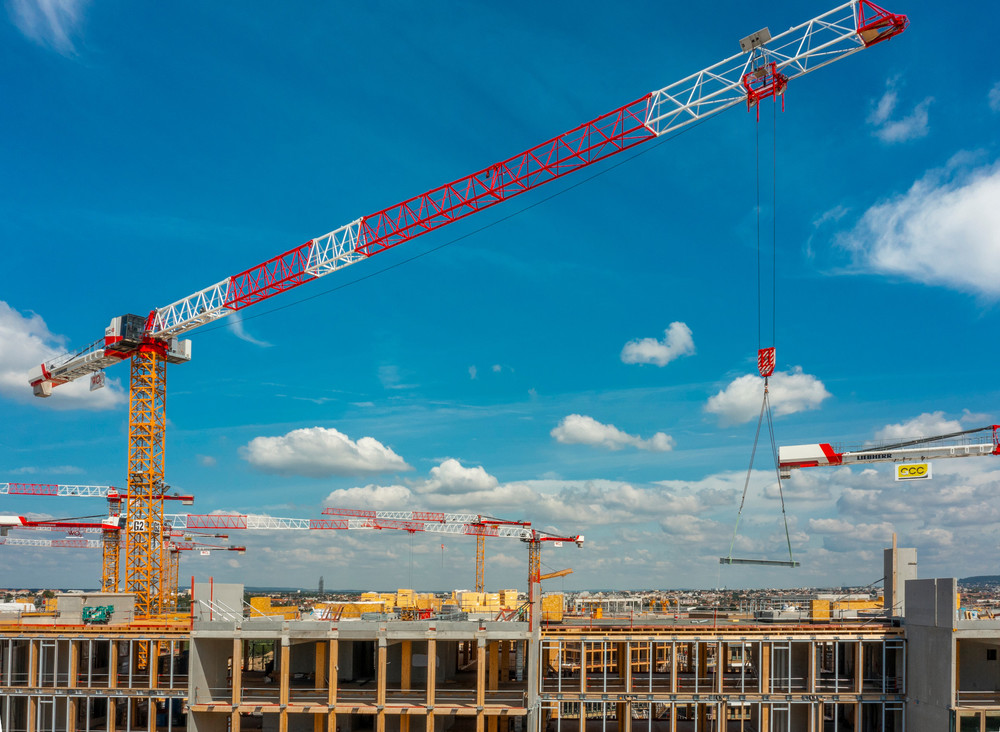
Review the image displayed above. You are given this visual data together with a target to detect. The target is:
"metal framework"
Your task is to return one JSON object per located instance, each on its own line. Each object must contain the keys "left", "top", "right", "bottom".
{"left": 0, "top": 483, "right": 117, "bottom": 497}
{"left": 21, "top": 0, "right": 907, "bottom": 619}
{"left": 779, "top": 424, "right": 1000, "bottom": 475}
{"left": 0, "top": 537, "right": 101, "bottom": 548}
{"left": 124, "top": 347, "right": 167, "bottom": 618}
{"left": 102, "top": 492, "right": 123, "bottom": 592}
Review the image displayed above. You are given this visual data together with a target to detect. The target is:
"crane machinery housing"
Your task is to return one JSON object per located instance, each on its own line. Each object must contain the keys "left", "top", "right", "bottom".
{"left": 20, "top": 1, "right": 908, "bottom": 617}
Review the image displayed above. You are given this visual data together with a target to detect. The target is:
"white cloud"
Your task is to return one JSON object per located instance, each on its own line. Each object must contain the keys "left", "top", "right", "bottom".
{"left": 867, "top": 78, "right": 931, "bottom": 143}
{"left": 468, "top": 365, "right": 477, "bottom": 380}
{"left": 551, "top": 414, "right": 674, "bottom": 452}
{"left": 988, "top": 82, "right": 1000, "bottom": 113}
{"left": 419, "top": 459, "right": 499, "bottom": 495}
{"left": 621, "top": 322, "right": 695, "bottom": 367}
{"left": 874, "top": 411, "right": 963, "bottom": 443}
{"left": 226, "top": 312, "right": 272, "bottom": 347}
{"left": 7, "top": 0, "right": 88, "bottom": 55}
{"left": 240, "top": 426, "right": 411, "bottom": 478}
{"left": 704, "top": 367, "right": 830, "bottom": 426}
{"left": 197, "top": 455, "right": 218, "bottom": 468}
{"left": 838, "top": 154, "right": 1000, "bottom": 297}
{"left": 0, "top": 301, "right": 126, "bottom": 410}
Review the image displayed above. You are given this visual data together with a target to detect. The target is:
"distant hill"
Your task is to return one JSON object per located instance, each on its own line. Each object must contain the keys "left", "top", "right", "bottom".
{"left": 959, "top": 576, "right": 1000, "bottom": 586}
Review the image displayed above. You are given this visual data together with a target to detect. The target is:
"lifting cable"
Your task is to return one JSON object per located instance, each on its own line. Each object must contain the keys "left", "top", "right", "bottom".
{"left": 722, "top": 94, "right": 798, "bottom": 568}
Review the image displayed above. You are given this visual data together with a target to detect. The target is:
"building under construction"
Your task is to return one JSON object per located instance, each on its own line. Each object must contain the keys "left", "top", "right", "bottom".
{"left": 2, "top": 543, "right": 1000, "bottom": 731}
{"left": 11, "top": 2, "right": 995, "bottom": 730}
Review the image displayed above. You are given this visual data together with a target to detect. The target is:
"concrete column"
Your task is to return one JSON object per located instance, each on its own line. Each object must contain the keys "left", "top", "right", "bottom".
{"left": 670, "top": 642, "right": 677, "bottom": 695}
{"left": 69, "top": 639, "right": 79, "bottom": 688}
{"left": 149, "top": 639, "right": 160, "bottom": 690}
{"left": 377, "top": 639, "right": 387, "bottom": 732}
{"left": 402, "top": 641, "right": 412, "bottom": 732}
{"left": 760, "top": 643, "right": 771, "bottom": 695}
{"left": 233, "top": 638, "right": 243, "bottom": 732}
{"left": 854, "top": 643, "right": 863, "bottom": 694}
{"left": 808, "top": 642, "right": 816, "bottom": 694}
{"left": 477, "top": 638, "right": 486, "bottom": 732}
{"left": 327, "top": 638, "right": 339, "bottom": 732}
{"left": 426, "top": 637, "right": 436, "bottom": 732}
{"left": 624, "top": 642, "right": 632, "bottom": 693}
{"left": 526, "top": 628, "right": 540, "bottom": 732}
{"left": 280, "top": 638, "right": 291, "bottom": 732}
{"left": 716, "top": 642, "right": 723, "bottom": 694}
{"left": 315, "top": 639, "right": 326, "bottom": 732}
{"left": 487, "top": 641, "right": 499, "bottom": 732}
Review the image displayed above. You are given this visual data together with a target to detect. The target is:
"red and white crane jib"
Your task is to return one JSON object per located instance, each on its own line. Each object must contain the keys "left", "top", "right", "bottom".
{"left": 0, "top": 482, "right": 194, "bottom": 504}
{"left": 0, "top": 536, "right": 102, "bottom": 549}
{"left": 778, "top": 425, "right": 1000, "bottom": 478}
{"left": 0, "top": 483, "right": 114, "bottom": 498}
{"left": 28, "top": 2, "right": 907, "bottom": 397}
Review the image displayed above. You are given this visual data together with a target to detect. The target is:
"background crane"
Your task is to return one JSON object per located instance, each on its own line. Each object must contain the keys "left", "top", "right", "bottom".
{"left": 21, "top": 1, "right": 906, "bottom": 616}
{"left": 322, "top": 507, "right": 584, "bottom": 628}
{"left": 779, "top": 425, "right": 1000, "bottom": 477}
{"left": 0, "top": 482, "right": 194, "bottom": 595}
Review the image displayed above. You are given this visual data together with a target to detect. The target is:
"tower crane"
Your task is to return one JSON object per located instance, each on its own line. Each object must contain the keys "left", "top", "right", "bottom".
{"left": 778, "top": 425, "right": 1000, "bottom": 478}
{"left": 323, "top": 507, "right": 584, "bottom": 628}
{"left": 23, "top": 1, "right": 907, "bottom": 617}
{"left": 0, "top": 482, "right": 194, "bottom": 594}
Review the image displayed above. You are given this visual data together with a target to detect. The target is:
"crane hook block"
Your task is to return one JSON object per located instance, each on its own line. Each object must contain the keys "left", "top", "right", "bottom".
{"left": 758, "top": 348, "right": 776, "bottom": 378}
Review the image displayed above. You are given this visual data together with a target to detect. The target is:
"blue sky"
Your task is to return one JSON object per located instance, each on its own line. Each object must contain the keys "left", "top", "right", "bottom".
{"left": 2, "top": 0, "right": 1000, "bottom": 592}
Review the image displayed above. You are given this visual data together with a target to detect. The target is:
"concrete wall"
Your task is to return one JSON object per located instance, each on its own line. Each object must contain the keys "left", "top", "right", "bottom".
{"left": 193, "top": 582, "right": 244, "bottom": 621}
{"left": 957, "top": 639, "right": 1000, "bottom": 693}
{"left": 190, "top": 637, "right": 233, "bottom": 704}
{"left": 905, "top": 578, "right": 957, "bottom": 731}
{"left": 884, "top": 546, "right": 917, "bottom": 618}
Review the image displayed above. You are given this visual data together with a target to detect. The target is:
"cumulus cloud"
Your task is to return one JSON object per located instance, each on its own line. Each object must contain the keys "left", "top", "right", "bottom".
{"left": 240, "top": 426, "right": 411, "bottom": 478}
{"left": 0, "top": 301, "right": 125, "bottom": 410}
{"left": 867, "top": 78, "right": 932, "bottom": 143}
{"left": 468, "top": 366, "right": 477, "bottom": 380}
{"left": 704, "top": 367, "right": 830, "bottom": 426}
{"left": 420, "top": 459, "right": 500, "bottom": 494}
{"left": 837, "top": 154, "right": 1000, "bottom": 298}
{"left": 226, "top": 312, "right": 272, "bottom": 347}
{"left": 551, "top": 414, "right": 674, "bottom": 452}
{"left": 6, "top": 0, "right": 88, "bottom": 54}
{"left": 873, "top": 411, "right": 963, "bottom": 443}
{"left": 621, "top": 322, "right": 695, "bottom": 367}
{"left": 808, "top": 517, "right": 896, "bottom": 551}
{"left": 988, "top": 82, "right": 1000, "bottom": 113}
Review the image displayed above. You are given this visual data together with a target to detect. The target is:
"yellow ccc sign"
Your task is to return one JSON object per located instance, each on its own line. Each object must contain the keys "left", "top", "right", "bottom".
{"left": 896, "top": 463, "right": 931, "bottom": 481}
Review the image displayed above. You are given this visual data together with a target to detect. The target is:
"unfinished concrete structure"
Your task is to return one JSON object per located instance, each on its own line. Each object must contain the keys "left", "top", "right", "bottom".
{"left": 188, "top": 616, "right": 531, "bottom": 732}
{"left": 7, "top": 551, "right": 1000, "bottom": 731}
{"left": 905, "top": 578, "right": 1000, "bottom": 731}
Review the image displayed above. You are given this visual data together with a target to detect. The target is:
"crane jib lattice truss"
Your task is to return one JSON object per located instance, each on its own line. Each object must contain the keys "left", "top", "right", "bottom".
{"left": 29, "top": 0, "right": 907, "bottom": 394}
{"left": 21, "top": 1, "right": 907, "bottom": 618}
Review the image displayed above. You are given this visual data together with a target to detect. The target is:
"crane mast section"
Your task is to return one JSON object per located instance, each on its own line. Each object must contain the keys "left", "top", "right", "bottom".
{"left": 146, "top": 1, "right": 905, "bottom": 341}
